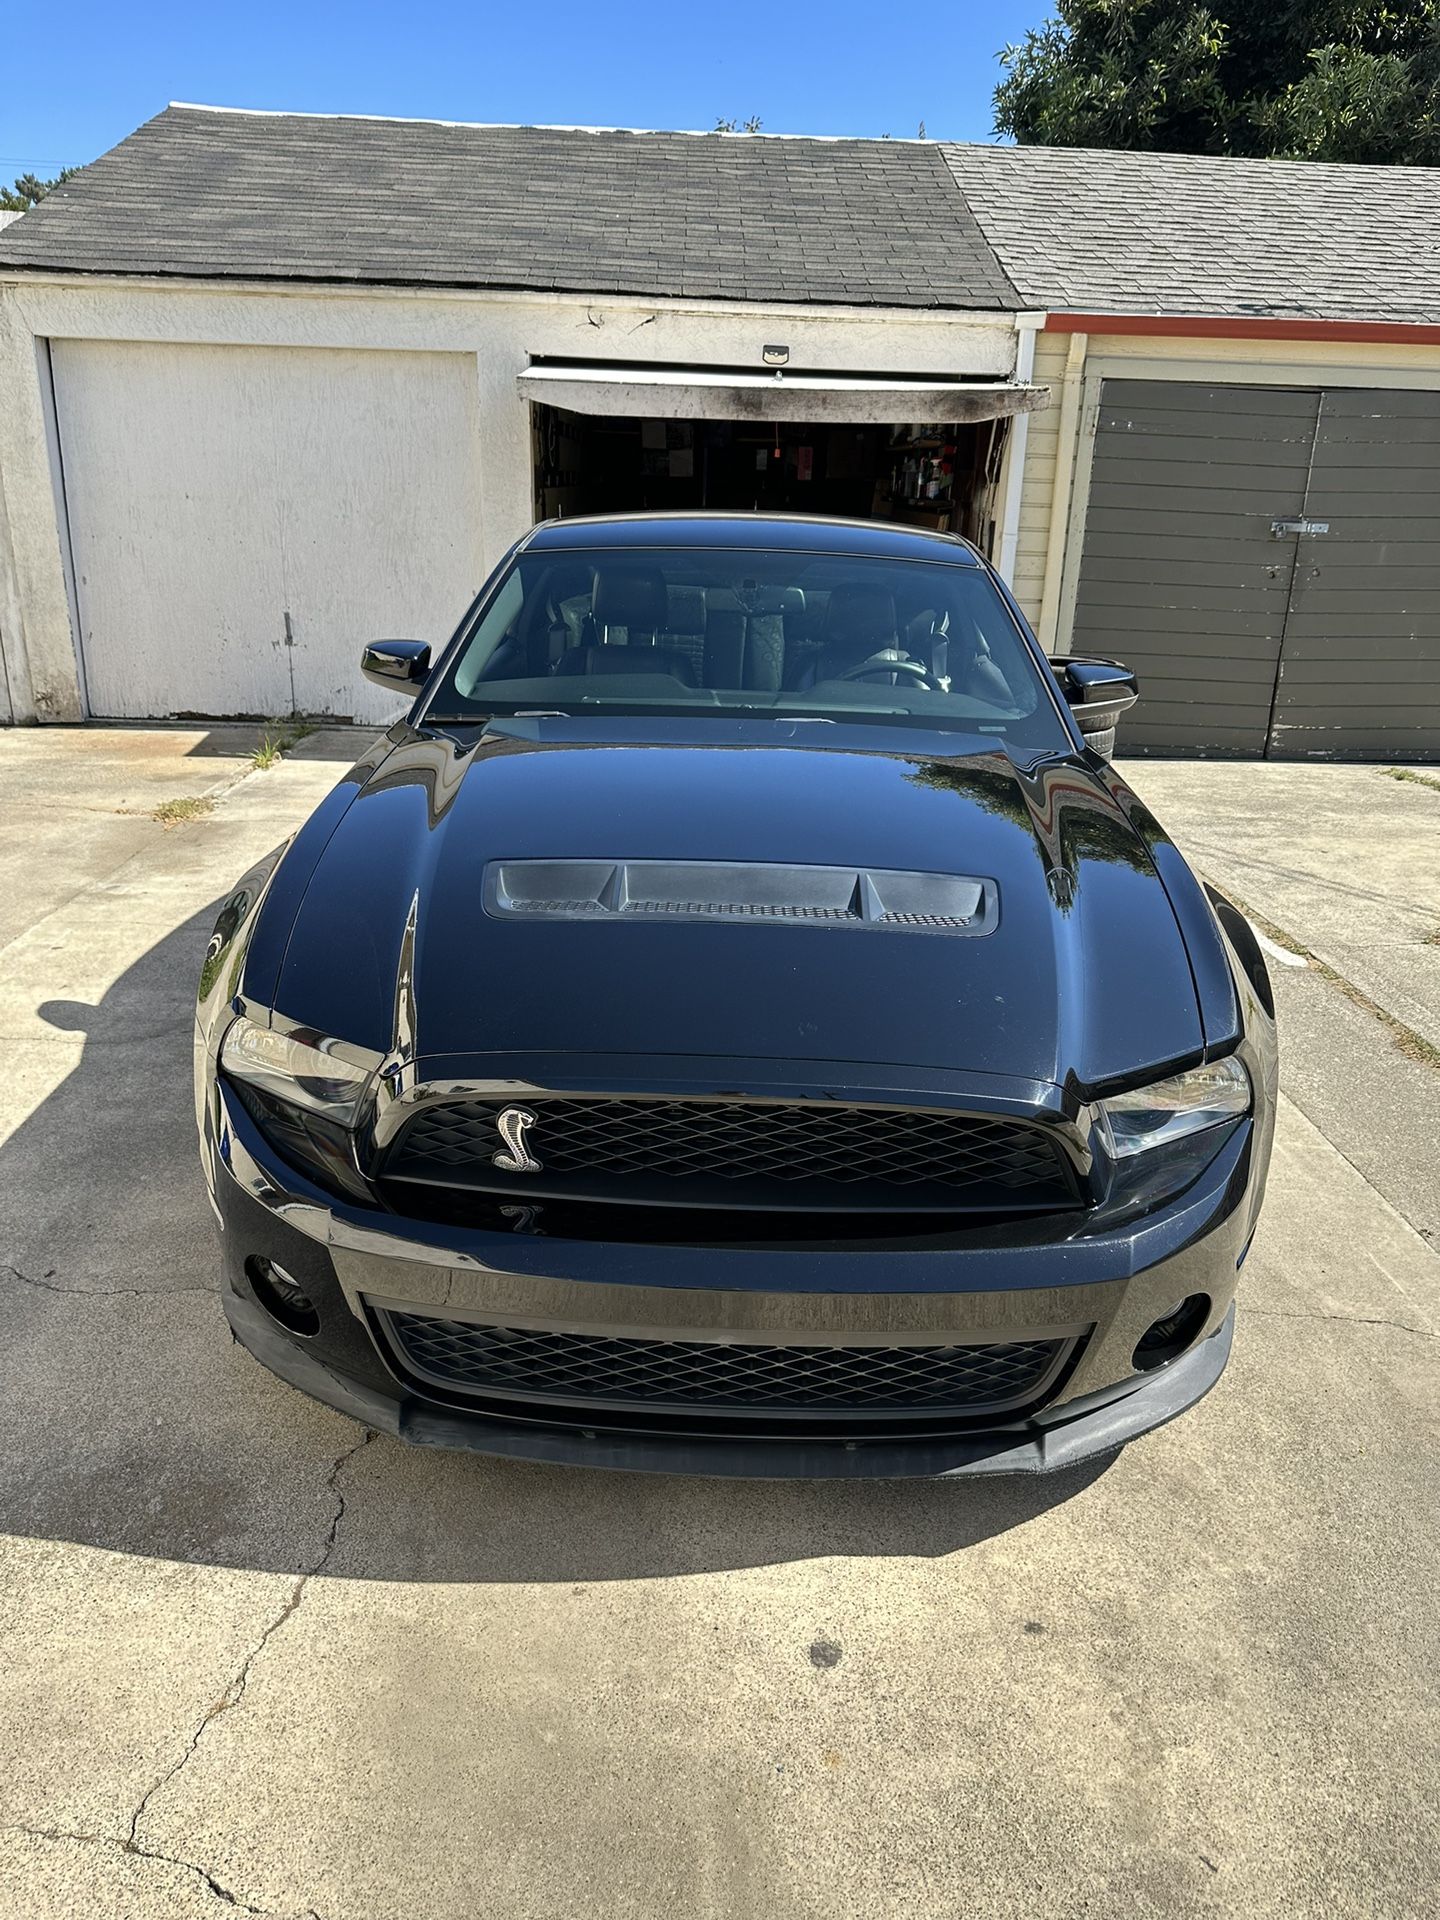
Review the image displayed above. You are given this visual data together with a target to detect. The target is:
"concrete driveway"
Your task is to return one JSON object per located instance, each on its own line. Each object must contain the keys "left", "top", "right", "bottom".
{"left": 1, "top": 731, "right": 1436, "bottom": 1920}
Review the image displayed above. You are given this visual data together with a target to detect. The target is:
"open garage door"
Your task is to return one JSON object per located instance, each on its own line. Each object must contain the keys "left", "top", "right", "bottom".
{"left": 50, "top": 340, "right": 488, "bottom": 722}
{"left": 1069, "top": 378, "right": 1440, "bottom": 759}
{"left": 520, "top": 361, "right": 1048, "bottom": 555}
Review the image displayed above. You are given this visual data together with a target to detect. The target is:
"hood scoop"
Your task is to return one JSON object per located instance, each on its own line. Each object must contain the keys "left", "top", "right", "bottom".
{"left": 484, "top": 859, "right": 997, "bottom": 937}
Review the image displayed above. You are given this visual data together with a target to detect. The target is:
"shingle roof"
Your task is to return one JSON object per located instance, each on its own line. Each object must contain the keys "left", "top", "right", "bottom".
{"left": 943, "top": 140, "right": 1440, "bottom": 325}
{"left": 10, "top": 108, "right": 1440, "bottom": 326}
{"left": 0, "top": 105, "right": 1019, "bottom": 311}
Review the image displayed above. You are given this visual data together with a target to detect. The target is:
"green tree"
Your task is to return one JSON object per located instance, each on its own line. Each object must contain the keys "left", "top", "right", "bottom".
{"left": 714, "top": 115, "right": 763, "bottom": 132}
{"left": 994, "top": 1, "right": 1440, "bottom": 162}
{"left": 0, "top": 168, "right": 76, "bottom": 212}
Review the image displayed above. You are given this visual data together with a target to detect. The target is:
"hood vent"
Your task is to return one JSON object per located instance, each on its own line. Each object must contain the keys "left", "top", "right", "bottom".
{"left": 484, "top": 860, "right": 997, "bottom": 936}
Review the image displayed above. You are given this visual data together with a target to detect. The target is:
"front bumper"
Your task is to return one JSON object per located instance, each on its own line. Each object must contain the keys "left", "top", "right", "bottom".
{"left": 203, "top": 1074, "right": 1262, "bottom": 1478}
{"left": 223, "top": 1278, "right": 1235, "bottom": 1478}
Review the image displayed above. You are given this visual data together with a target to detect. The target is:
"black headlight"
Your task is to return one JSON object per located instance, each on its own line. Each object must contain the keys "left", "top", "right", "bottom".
{"left": 1097, "top": 1057, "right": 1251, "bottom": 1159}
{"left": 1093, "top": 1056, "right": 1251, "bottom": 1214}
{"left": 220, "top": 1015, "right": 380, "bottom": 1201}
{"left": 225, "top": 1079, "right": 375, "bottom": 1202}
{"left": 220, "top": 1015, "right": 376, "bottom": 1120}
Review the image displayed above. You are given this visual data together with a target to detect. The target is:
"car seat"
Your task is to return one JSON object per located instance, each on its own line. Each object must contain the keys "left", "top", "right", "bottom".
{"left": 783, "top": 583, "right": 912, "bottom": 689}
{"left": 554, "top": 565, "right": 698, "bottom": 685}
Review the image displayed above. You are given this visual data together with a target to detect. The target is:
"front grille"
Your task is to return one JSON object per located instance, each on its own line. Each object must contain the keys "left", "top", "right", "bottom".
{"left": 378, "top": 1310, "right": 1072, "bottom": 1421}
{"left": 382, "top": 1097, "right": 1075, "bottom": 1213}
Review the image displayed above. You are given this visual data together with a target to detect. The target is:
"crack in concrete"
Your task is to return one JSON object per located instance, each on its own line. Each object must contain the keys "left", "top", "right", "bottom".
{"left": 126, "top": 1430, "right": 374, "bottom": 1856}
{"left": 12, "top": 1431, "right": 374, "bottom": 1915}
{"left": 3, "top": 1821, "right": 324, "bottom": 1917}
{"left": 3, "top": 1262, "right": 215, "bottom": 1302}
{"left": 1246, "top": 1303, "right": 1435, "bottom": 1340}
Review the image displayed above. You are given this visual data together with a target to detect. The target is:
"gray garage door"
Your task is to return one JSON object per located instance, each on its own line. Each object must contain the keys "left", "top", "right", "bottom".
{"left": 1070, "top": 380, "right": 1440, "bottom": 758}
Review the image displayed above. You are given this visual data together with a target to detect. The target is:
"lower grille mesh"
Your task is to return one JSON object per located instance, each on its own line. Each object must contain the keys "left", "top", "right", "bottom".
{"left": 380, "top": 1311, "right": 1069, "bottom": 1418}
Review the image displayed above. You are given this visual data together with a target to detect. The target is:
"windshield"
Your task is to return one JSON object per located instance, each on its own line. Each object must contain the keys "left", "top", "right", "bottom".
{"left": 424, "top": 547, "right": 1070, "bottom": 749}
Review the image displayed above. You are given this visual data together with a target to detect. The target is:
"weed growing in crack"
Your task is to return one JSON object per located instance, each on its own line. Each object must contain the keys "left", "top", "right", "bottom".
{"left": 251, "top": 722, "right": 318, "bottom": 772}
{"left": 116, "top": 795, "right": 216, "bottom": 828}
{"left": 1382, "top": 766, "right": 1440, "bottom": 796}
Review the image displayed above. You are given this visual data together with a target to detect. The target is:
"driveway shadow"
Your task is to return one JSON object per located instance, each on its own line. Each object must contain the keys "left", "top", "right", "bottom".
{"left": 0, "top": 898, "right": 1112, "bottom": 1586}
{"left": 171, "top": 721, "right": 383, "bottom": 763}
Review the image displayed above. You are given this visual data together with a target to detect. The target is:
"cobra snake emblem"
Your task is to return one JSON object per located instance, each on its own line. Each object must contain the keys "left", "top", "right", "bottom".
{"left": 492, "top": 1106, "right": 542, "bottom": 1174}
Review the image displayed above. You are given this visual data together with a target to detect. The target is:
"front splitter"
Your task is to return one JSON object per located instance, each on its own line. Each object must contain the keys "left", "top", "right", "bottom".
{"left": 221, "top": 1288, "right": 1235, "bottom": 1480}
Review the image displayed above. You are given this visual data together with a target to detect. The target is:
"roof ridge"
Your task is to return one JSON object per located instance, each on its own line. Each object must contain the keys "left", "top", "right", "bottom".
{"left": 942, "top": 137, "right": 1440, "bottom": 181}
{"left": 165, "top": 102, "right": 935, "bottom": 145}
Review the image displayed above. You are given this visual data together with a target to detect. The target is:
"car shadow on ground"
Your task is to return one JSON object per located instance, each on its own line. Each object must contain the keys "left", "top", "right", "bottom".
{"left": 0, "top": 901, "right": 1113, "bottom": 1586}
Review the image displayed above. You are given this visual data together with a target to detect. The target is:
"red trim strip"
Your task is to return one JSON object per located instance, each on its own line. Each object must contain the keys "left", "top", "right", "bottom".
{"left": 1043, "top": 312, "right": 1440, "bottom": 347}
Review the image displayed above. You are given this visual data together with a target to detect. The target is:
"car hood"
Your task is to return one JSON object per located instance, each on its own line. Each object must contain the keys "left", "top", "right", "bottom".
{"left": 264, "top": 719, "right": 1205, "bottom": 1089}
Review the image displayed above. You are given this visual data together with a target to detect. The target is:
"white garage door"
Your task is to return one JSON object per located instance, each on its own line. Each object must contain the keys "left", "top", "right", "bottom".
{"left": 51, "top": 340, "right": 488, "bottom": 722}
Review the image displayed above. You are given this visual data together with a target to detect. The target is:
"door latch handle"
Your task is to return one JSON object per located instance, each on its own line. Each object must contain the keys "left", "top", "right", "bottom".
{"left": 1271, "top": 518, "right": 1330, "bottom": 537}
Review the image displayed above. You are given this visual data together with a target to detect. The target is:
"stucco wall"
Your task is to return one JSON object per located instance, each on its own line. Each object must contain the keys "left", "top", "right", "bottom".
{"left": 0, "top": 275, "right": 1019, "bottom": 721}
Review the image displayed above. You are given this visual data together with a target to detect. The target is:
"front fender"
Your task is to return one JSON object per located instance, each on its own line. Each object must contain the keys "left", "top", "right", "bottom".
{"left": 194, "top": 731, "right": 401, "bottom": 1147}
{"left": 196, "top": 841, "right": 292, "bottom": 1050}
{"left": 194, "top": 841, "right": 292, "bottom": 1151}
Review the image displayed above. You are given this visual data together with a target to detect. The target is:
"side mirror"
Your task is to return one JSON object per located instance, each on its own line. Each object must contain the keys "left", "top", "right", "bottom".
{"left": 361, "top": 639, "right": 432, "bottom": 694}
{"left": 1050, "top": 655, "right": 1139, "bottom": 758}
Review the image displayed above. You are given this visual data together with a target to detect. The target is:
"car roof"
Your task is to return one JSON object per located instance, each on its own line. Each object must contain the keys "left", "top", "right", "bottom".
{"left": 523, "top": 512, "right": 984, "bottom": 566}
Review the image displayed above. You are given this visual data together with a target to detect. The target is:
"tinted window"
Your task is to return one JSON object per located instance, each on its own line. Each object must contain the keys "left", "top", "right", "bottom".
{"left": 426, "top": 548, "right": 1069, "bottom": 748}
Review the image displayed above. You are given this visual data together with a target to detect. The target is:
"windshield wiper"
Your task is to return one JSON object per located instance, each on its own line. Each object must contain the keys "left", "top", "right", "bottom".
{"left": 423, "top": 709, "right": 569, "bottom": 724}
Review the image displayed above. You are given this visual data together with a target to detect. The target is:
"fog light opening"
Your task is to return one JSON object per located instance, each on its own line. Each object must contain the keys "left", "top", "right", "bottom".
{"left": 245, "top": 1255, "right": 320, "bottom": 1337}
{"left": 1133, "top": 1294, "right": 1210, "bottom": 1373}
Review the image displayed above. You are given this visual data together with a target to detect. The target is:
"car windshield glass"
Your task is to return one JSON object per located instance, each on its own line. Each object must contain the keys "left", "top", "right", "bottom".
{"left": 424, "top": 547, "right": 1070, "bottom": 749}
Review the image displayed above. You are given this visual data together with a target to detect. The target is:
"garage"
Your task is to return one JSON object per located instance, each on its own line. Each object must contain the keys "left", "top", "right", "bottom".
{"left": 938, "top": 141, "right": 1440, "bottom": 764}
{"left": 9, "top": 110, "right": 1440, "bottom": 749}
{"left": 50, "top": 339, "right": 488, "bottom": 724}
{"left": 46, "top": 345, "right": 1035, "bottom": 724}
{"left": 0, "top": 108, "right": 1032, "bottom": 726}
{"left": 1067, "top": 378, "right": 1440, "bottom": 758}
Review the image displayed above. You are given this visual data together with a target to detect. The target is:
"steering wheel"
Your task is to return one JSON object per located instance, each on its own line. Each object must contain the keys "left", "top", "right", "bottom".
{"left": 835, "top": 653, "right": 943, "bottom": 689}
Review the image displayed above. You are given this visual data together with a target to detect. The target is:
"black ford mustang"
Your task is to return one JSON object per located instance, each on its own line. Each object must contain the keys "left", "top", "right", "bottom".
{"left": 196, "top": 513, "right": 1276, "bottom": 1477}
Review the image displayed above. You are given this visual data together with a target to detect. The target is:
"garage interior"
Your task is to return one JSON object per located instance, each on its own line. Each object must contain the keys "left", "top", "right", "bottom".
{"left": 531, "top": 402, "right": 1010, "bottom": 550}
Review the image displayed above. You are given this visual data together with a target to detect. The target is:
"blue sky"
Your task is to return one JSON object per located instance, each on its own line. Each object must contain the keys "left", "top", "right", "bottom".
{"left": 4, "top": 0, "right": 1046, "bottom": 178}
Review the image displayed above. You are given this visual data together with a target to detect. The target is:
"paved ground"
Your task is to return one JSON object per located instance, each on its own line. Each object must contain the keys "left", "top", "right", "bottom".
{"left": 1127, "top": 759, "right": 1440, "bottom": 1254}
{"left": 0, "top": 730, "right": 1436, "bottom": 1920}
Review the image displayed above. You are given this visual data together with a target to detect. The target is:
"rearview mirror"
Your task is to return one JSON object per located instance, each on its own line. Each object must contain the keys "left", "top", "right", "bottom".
{"left": 361, "top": 639, "right": 432, "bottom": 693}
{"left": 1049, "top": 656, "right": 1139, "bottom": 758}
